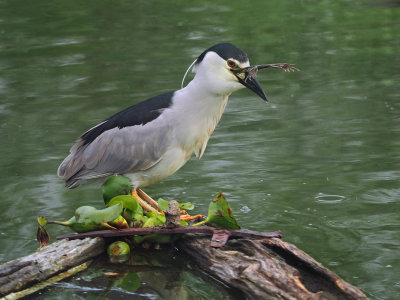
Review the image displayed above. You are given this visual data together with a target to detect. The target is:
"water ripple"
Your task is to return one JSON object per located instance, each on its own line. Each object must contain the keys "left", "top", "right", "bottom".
{"left": 315, "top": 193, "right": 346, "bottom": 204}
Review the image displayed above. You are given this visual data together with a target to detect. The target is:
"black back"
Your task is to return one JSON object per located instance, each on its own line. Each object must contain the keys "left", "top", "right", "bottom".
{"left": 196, "top": 43, "right": 248, "bottom": 65}
{"left": 81, "top": 90, "right": 175, "bottom": 146}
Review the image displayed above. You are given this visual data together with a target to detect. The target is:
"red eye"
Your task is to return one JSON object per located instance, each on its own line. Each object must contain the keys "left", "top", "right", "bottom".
{"left": 227, "top": 59, "right": 236, "bottom": 68}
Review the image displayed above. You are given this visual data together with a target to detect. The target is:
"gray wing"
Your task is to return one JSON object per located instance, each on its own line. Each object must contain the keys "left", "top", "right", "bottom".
{"left": 58, "top": 123, "right": 173, "bottom": 188}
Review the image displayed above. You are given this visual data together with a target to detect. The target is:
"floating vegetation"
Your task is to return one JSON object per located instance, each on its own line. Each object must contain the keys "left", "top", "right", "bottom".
{"left": 37, "top": 175, "right": 242, "bottom": 251}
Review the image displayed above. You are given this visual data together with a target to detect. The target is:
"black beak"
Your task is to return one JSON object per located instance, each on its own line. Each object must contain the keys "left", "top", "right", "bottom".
{"left": 238, "top": 75, "right": 267, "bottom": 101}
{"left": 232, "top": 68, "right": 267, "bottom": 101}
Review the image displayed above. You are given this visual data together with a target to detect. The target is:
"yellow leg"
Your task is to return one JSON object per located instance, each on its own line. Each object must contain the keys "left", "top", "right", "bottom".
{"left": 137, "top": 188, "right": 163, "bottom": 213}
{"left": 131, "top": 189, "right": 156, "bottom": 212}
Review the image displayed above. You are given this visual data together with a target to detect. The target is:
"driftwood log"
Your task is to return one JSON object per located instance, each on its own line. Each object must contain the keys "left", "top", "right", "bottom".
{"left": 0, "top": 229, "right": 367, "bottom": 299}
{"left": 178, "top": 235, "right": 367, "bottom": 300}
{"left": 0, "top": 237, "right": 105, "bottom": 298}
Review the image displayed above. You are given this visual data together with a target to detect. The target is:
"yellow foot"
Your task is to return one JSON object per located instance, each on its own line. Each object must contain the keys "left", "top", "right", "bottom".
{"left": 132, "top": 189, "right": 204, "bottom": 223}
{"left": 180, "top": 214, "right": 205, "bottom": 222}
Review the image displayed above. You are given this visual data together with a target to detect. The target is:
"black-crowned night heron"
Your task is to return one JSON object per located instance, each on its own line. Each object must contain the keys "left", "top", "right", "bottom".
{"left": 58, "top": 43, "right": 283, "bottom": 218}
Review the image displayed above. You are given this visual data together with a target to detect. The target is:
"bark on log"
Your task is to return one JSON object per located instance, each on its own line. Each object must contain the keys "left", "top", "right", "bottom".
{"left": 0, "top": 237, "right": 105, "bottom": 298}
{"left": 177, "top": 236, "right": 367, "bottom": 300}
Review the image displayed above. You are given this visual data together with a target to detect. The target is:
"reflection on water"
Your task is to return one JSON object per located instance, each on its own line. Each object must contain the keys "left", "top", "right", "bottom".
{"left": 0, "top": 0, "right": 399, "bottom": 299}
{"left": 26, "top": 252, "right": 234, "bottom": 300}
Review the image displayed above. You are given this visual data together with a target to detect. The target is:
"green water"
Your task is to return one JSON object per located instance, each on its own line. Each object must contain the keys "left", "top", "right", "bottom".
{"left": 1, "top": 1, "right": 399, "bottom": 299}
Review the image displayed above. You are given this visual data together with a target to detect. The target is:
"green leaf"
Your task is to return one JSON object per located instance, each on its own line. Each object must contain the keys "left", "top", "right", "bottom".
{"left": 48, "top": 215, "right": 117, "bottom": 233}
{"left": 37, "top": 216, "right": 47, "bottom": 227}
{"left": 52, "top": 203, "right": 124, "bottom": 233}
{"left": 108, "top": 215, "right": 129, "bottom": 229}
{"left": 179, "top": 202, "right": 194, "bottom": 211}
{"left": 75, "top": 203, "right": 123, "bottom": 224}
{"left": 157, "top": 198, "right": 170, "bottom": 211}
{"left": 203, "top": 193, "right": 240, "bottom": 229}
{"left": 107, "top": 195, "right": 137, "bottom": 211}
{"left": 157, "top": 198, "right": 194, "bottom": 211}
{"left": 107, "top": 195, "right": 143, "bottom": 222}
{"left": 67, "top": 216, "right": 116, "bottom": 233}
{"left": 102, "top": 175, "right": 132, "bottom": 205}
{"left": 113, "top": 272, "right": 141, "bottom": 292}
{"left": 68, "top": 217, "right": 99, "bottom": 233}
{"left": 143, "top": 211, "right": 165, "bottom": 228}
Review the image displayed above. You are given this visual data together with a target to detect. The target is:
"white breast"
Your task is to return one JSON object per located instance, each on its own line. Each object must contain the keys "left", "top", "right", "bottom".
{"left": 171, "top": 86, "right": 230, "bottom": 159}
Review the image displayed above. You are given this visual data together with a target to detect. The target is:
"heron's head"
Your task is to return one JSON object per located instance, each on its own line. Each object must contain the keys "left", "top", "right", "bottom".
{"left": 192, "top": 43, "right": 267, "bottom": 101}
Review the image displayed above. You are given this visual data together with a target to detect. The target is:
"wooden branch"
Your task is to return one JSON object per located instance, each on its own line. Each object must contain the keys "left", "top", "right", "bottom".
{"left": 177, "top": 236, "right": 367, "bottom": 300}
{"left": 0, "top": 237, "right": 105, "bottom": 298}
{"left": 56, "top": 226, "right": 283, "bottom": 246}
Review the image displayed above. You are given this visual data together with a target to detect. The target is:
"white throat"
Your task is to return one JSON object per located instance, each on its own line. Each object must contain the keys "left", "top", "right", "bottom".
{"left": 171, "top": 76, "right": 230, "bottom": 159}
